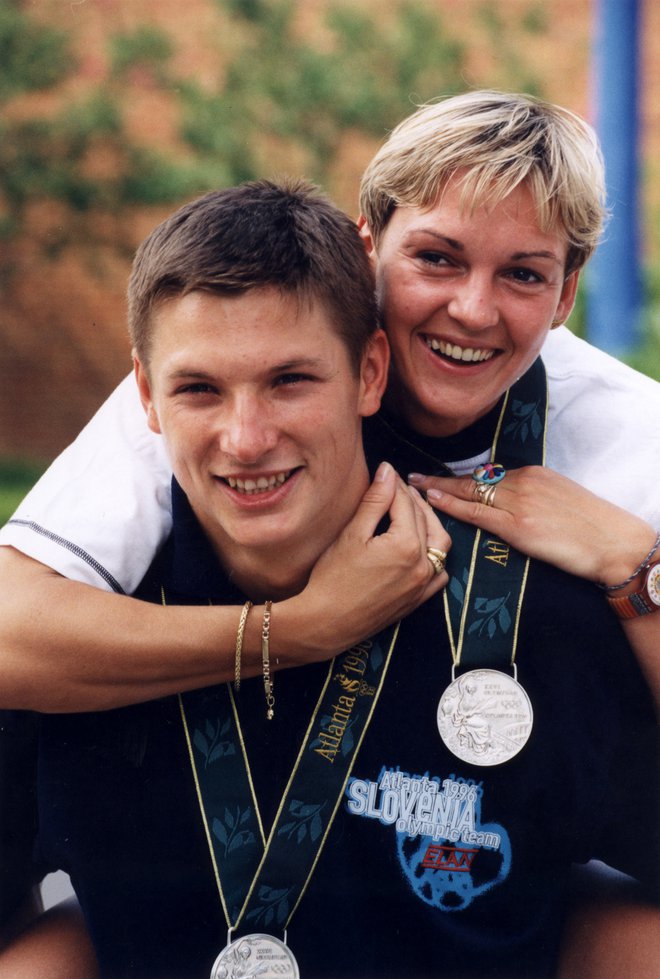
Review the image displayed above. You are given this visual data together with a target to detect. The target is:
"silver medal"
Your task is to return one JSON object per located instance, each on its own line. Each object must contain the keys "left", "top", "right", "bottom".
{"left": 437, "top": 668, "right": 533, "bottom": 766}
{"left": 211, "top": 934, "right": 300, "bottom": 979}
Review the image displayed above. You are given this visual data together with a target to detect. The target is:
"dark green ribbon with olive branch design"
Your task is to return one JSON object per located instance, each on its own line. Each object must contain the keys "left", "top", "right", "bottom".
{"left": 175, "top": 620, "right": 400, "bottom": 935}
{"left": 367, "top": 357, "right": 548, "bottom": 671}
{"left": 443, "top": 357, "right": 548, "bottom": 669}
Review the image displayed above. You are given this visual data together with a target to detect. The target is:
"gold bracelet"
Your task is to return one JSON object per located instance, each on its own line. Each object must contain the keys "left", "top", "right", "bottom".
{"left": 234, "top": 601, "right": 253, "bottom": 691}
{"left": 261, "top": 600, "right": 274, "bottom": 720}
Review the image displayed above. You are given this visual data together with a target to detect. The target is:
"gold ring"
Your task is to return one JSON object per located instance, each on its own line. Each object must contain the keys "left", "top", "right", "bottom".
{"left": 473, "top": 482, "right": 486, "bottom": 502}
{"left": 483, "top": 484, "right": 497, "bottom": 507}
{"left": 474, "top": 483, "right": 497, "bottom": 507}
{"left": 426, "top": 548, "right": 446, "bottom": 575}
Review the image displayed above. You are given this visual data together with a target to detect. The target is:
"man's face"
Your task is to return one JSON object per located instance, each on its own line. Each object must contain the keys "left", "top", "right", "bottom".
{"left": 361, "top": 174, "right": 579, "bottom": 437}
{"left": 135, "top": 286, "right": 386, "bottom": 565}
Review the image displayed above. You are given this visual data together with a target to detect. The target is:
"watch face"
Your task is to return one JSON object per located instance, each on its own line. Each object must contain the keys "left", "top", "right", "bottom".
{"left": 647, "top": 563, "right": 660, "bottom": 607}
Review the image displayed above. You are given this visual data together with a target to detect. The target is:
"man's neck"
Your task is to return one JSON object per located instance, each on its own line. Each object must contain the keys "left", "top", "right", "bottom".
{"left": 221, "top": 548, "right": 314, "bottom": 603}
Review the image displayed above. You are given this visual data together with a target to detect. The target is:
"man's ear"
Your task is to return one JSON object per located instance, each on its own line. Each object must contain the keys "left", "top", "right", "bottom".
{"left": 552, "top": 270, "right": 580, "bottom": 328}
{"left": 133, "top": 352, "right": 162, "bottom": 435}
{"left": 357, "top": 215, "right": 378, "bottom": 264}
{"left": 358, "top": 329, "right": 389, "bottom": 418}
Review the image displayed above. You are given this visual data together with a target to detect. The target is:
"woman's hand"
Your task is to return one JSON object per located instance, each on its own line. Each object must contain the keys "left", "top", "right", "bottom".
{"left": 286, "top": 462, "right": 450, "bottom": 657}
{"left": 409, "top": 466, "right": 656, "bottom": 589}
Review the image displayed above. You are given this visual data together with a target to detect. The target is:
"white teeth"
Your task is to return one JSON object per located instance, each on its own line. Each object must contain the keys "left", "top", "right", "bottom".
{"left": 426, "top": 338, "right": 495, "bottom": 363}
{"left": 226, "top": 471, "right": 291, "bottom": 495}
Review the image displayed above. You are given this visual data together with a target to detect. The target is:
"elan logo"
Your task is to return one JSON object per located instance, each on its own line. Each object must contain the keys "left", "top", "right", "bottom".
{"left": 421, "top": 844, "right": 478, "bottom": 873}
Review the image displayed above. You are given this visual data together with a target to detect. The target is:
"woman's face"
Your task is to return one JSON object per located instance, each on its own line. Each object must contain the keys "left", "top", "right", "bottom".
{"left": 361, "top": 175, "right": 579, "bottom": 437}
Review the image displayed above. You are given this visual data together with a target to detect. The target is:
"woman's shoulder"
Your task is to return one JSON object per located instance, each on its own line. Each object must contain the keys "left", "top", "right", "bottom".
{"left": 542, "top": 326, "right": 660, "bottom": 400}
{"left": 542, "top": 329, "right": 660, "bottom": 524}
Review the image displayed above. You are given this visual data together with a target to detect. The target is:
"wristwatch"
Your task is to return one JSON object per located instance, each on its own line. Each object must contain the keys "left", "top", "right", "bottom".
{"left": 606, "top": 562, "right": 660, "bottom": 619}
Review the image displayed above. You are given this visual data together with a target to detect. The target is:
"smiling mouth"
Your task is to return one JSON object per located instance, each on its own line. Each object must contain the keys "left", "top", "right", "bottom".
{"left": 222, "top": 469, "right": 295, "bottom": 495}
{"left": 424, "top": 337, "right": 496, "bottom": 364}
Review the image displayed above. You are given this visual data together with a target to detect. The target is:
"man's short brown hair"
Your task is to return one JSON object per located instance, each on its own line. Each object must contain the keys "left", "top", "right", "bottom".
{"left": 128, "top": 179, "right": 377, "bottom": 372}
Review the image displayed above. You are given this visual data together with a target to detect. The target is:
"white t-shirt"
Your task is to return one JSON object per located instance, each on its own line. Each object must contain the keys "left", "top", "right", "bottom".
{"left": 2, "top": 326, "right": 659, "bottom": 593}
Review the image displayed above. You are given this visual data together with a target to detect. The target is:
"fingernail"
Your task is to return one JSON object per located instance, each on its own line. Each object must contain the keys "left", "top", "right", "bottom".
{"left": 376, "top": 461, "right": 393, "bottom": 482}
{"left": 426, "top": 489, "right": 442, "bottom": 503}
{"left": 407, "top": 473, "right": 424, "bottom": 485}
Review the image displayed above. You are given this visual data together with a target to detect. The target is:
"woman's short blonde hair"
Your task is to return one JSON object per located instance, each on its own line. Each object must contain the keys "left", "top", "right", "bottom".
{"left": 359, "top": 89, "right": 607, "bottom": 274}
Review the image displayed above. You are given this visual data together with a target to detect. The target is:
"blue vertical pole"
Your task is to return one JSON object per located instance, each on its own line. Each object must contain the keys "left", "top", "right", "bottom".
{"left": 587, "top": 0, "right": 642, "bottom": 354}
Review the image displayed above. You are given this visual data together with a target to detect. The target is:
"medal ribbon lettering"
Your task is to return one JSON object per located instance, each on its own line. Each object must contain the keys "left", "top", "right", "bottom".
{"left": 177, "top": 623, "right": 400, "bottom": 934}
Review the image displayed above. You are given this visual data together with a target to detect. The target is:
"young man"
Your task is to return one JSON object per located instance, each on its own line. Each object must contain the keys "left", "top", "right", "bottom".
{"left": 33, "top": 179, "right": 454, "bottom": 978}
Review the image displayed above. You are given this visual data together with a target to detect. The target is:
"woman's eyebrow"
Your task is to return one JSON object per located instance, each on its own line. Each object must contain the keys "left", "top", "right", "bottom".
{"left": 510, "top": 250, "right": 563, "bottom": 265}
{"left": 403, "top": 229, "right": 463, "bottom": 250}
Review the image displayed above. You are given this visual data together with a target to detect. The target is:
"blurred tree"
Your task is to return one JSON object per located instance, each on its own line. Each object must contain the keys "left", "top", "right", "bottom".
{"left": 180, "top": 0, "right": 468, "bottom": 186}
{"left": 0, "top": 0, "right": 549, "bottom": 252}
{"left": 0, "top": 0, "right": 69, "bottom": 99}
{"left": 109, "top": 24, "right": 175, "bottom": 83}
{"left": 477, "top": 2, "right": 546, "bottom": 95}
{"left": 0, "top": 4, "right": 204, "bottom": 258}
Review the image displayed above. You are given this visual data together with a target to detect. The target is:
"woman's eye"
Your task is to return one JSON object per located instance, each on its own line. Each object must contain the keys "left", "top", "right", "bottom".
{"left": 507, "top": 268, "right": 543, "bottom": 284}
{"left": 418, "top": 251, "right": 451, "bottom": 267}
